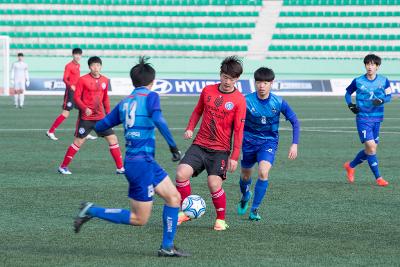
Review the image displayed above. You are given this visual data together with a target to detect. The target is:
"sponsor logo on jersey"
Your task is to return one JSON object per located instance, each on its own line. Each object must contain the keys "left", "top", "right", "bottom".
{"left": 214, "top": 96, "right": 224, "bottom": 107}
{"left": 225, "top": 101, "right": 234, "bottom": 110}
{"left": 79, "top": 127, "right": 85, "bottom": 134}
{"left": 101, "top": 82, "right": 107, "bottom": 89}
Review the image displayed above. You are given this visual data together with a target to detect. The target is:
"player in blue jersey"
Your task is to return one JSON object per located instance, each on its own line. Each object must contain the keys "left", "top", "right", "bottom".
{"left": 237, "top": 67, "right": 300, "bottom": 221}
{"left": 73, "top": 57, "right": 190, "bottom": 257}
{"left": 344, "top": 54, "right": 392, "bottom": 187}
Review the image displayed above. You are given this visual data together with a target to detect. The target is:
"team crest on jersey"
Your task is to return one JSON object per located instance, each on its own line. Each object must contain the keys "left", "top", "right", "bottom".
{"left": 67, "top": 102, "right": 72, "bottom": 107}
{"left": 79, "top": 127, "right": 85, "bottom": 134}
{"left": 261, "top": 116, "right": 267, "bottom": 124}
{"left": 272, "top": 108, "right": 277, "bottom": 113}
{"left": 225, "top": 102, "right": 234, "bottom": 110}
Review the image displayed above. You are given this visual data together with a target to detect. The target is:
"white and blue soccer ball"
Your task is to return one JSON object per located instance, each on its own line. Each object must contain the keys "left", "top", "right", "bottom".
{"left": 182, "top": 195, "right": 206, "bottom": 219}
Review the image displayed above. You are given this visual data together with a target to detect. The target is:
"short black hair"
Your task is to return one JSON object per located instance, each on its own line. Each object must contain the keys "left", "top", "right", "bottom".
{"left": 220, "top": 56, "right": 243, "bottom": 78}
{"left": 254, "top": 67, "right": 275, "bottom": 82}
{"left": 72, "top": 47, "right": 82, "bottom": 55}
{"left": 17, "top": 52, "right": 24, "bottom": 57}
{"left": 88, "top": 56, "right": 102, "bottom": 66}
{"left": 130, "top": 56, "right": 156, "bottom": 87}
{"left": 364, "top": 54, "right": 381, "bottom": 66}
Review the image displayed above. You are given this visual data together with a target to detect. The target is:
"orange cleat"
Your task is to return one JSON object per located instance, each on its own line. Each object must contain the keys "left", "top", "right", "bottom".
{"left": 344, "top": 161, "right": 355, "bottom": 183}
{"left": 376, "top": 177, "right": 389, "bottom": 187}
{"left": 177, "top": 211, "right": 191, "bottom": 226}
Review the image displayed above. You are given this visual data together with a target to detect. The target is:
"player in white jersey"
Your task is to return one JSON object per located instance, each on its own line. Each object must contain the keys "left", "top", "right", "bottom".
{"left": 11, "top": 53, "right": 29, "bottom": 108}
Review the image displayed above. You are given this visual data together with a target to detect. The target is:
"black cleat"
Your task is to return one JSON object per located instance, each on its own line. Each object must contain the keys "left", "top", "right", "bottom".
{"left": 158, "top": 246, "right": 191, "bottom": 257}
{"left": 73, "top": 202, "right": 94, "bottom": 233}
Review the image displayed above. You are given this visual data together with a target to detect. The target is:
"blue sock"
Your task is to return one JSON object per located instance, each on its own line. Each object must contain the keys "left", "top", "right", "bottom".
{"left": 251, "top": 179, "right": 269, "bottom": 212}
{"left": 367, "top": 154, "right": 381, "bottom": 179}
{"left": 350, "top": 149, "right": 367, "bottom": 168}
{"left": 88, "top": 206, "right": 131, "bottom": 225}
{"left": 239, "top": 177, "right": 252, "bottom": 201}
{"left": 161, "top": 205, "right": 179, "bottom": 249}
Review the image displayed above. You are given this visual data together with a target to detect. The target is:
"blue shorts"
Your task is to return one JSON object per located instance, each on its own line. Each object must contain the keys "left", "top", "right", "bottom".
{"left": 124, "top": 160, "right": 168, "bottom": 202}
{"left": 356, "top": 121, "right": 380, "bottom": 144}
{"left": 241, "top": 141, "right": 278, "bottom": 169}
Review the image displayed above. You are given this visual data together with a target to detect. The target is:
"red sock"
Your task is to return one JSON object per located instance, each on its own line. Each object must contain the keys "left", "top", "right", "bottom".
{"left": 176, "top": 179, "right": 191, "bottom": 205}
{"left": 211, "top": 188, "right": 226, "bottom": 220}
{"left": 61, "top": 143, "right": 80, "bottom": 168}
{"left": 109, "top": 144, "right": 123, "bottom": 169}
{"left": 49, "top": 114, "right": 66, "bottom": 133}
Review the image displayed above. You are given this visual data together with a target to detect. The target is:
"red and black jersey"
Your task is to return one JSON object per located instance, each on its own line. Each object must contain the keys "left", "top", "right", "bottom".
{"left": 63, "top": 60, "right": 80, "bottom": 90}
{"left": 186, "top": 83, "right": 246, "bottom": 161}
{"left": 74, "top": 73, "right": 111, "bottom": 121}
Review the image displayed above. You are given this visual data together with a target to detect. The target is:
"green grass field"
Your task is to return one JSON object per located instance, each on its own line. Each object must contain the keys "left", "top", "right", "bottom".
{"left": 1, "top": 95, "right": 399, "bottom": 266}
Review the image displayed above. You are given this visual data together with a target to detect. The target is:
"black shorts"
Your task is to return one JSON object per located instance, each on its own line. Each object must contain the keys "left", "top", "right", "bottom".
{"left": 75, "top": 119, "right": 114, "bottom": 138}
{"left": 63, "top": 88, "right": 75, "bottom": 111}
{"left": 180, "top": 144, "right": 229, "bottom": 180}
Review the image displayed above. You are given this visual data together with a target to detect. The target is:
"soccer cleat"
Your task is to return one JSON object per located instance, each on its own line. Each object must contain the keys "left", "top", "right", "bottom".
{"left": 116, "top": 167, "right": 125, "bottom": 174}
{"left": 344, "top": 161, "right": 355, "bottom": 183}
{"left": 376, "top": 177, "right": 389, "bottom": 187}
{"left": 46, "top": 131, "right": 58, "bottom": 141}
{"left": 158, "top": 246, "right": 191, "bottom": 257}
{"left": 249, "top": 209, "right": 262, "bottom": 221}
{"left": 74, "top": 202, "right": 94, "bottom": 233}
{"left": 213, "top": 219, "right": 229, "bottom": 231}
{"left": 237, "top": 191, "right": 252, "bottom": 215}
{"left": 58, "top": 166, "right": 72, "bottom": 175}
{"left": 177, "top": 211, "right": 191, "bottom": 226}
{"left": 86, "top": 134, "right": 98, "bottom": 140}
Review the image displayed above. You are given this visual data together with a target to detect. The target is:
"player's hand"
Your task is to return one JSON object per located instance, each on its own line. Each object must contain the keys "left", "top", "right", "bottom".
{"left": 170, "top": 146, "right": 182, "bottom": 162}
{"left": 85, "top": 108, "right": 93, "bottom": 116}
{"left": 26, "top": 80, "right": 30, "bottom": 87}
{"left": 227, "top": 159, "right": 238, "bottom": 173}
{"left": 348, "top": 103, "right": 359, "bottom": 114}
{"left": 372, "top": 98, "right": 384, "bottom": 106}
{"left": 71, "top": 85, "right": 76, "bottom": 91}
{"left": 184, "top": 130, "right": 193, "bottom": 139}
{"left": 288, "top": 144, "right": 298, "bottom": 160}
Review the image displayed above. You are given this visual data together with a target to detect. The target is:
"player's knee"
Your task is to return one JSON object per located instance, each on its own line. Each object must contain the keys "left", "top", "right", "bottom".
{"left": 176, "top": 167, "right": 190, "bottom": 182}
{"left": 258, "top": 169, "right": 269, "bottom": 180}
{"left": 133, "top": 217, "right": 149, "bottom": 226}
{"left": 166, "top": 191, "right": 181, "bottom": 207}
{"left": 365, "top": 143, "right": 377, "bottom": 154}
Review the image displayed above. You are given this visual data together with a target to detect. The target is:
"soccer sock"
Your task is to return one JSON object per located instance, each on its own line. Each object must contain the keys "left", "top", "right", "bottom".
{"left": 211, "top": 188, "right": 226, "bottom": 220}
{"left": 161, "top": 205, "right": 179, "bottom": 249}
{"left": 14, "top": 94, "right": 18, "bottom": 106}
{"left": 109, "top": 144, "right": 123, "bottom": 169}
{"left": 20, "top": 94, "right": 24, "bottom": 106}
{"left": 61, "top": 143, "right": 80, "bottom": 168}
{"left": 350, "top": 149, "right": 368, "bottom": 168}
{"left": 239, "top": 177, "right": 252, "bottom": 201}
{"left": 49, "top": 114, "right": 67, "bottom": 133}
{"left": 367, "top": 154, "right": 381, "bottom": 179}
{"left": 87, "top": 206, "right": 131, "bottom": 224}
{"left": 176, "top": 180, "right": 191, "bottom": 206}
{"left": 251, "top": 179, "right": 269, "bottom": 212}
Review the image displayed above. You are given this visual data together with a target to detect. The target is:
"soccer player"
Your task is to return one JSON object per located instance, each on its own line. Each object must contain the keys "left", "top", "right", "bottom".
{"left": 344, "top": 54, "right": 392, "bottom": 187}
{"left": 237, "top": 67, "right": 300, "bottom": 221}
{"left": 11, "top": 53, "right": 29, "bottom": 108}
{"left": 46, "top": 48, "right": 96, "bottom": 141}
{"left": 175, "top": 56, "right": 246, "bottom": 231}
{"left": 58, "top": 56, "right": 124, "bottom": 175}
{"left": 74, "top": 57, "right": 189, "bottom": 257}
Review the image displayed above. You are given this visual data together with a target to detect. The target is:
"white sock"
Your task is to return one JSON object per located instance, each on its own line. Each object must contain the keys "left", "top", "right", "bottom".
{"left": 14, "top": 94, "right": 19, "bottom": 106}
{"left": 19, "top": 94, "right": 24, "bottom": 106}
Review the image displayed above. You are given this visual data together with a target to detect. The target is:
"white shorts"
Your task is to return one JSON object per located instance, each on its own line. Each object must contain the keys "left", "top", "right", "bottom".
{"left": 14, "top": 80, "right": 26, "bottom": 91}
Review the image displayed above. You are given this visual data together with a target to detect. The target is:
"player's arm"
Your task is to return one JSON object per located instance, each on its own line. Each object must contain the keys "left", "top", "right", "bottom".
{"left": 102, "top": 80, "right": 111, "bottom": 114}
{"left": 63, "top": 64, "right": 72, "bottom": 89}
{"left": 281, "top": 100, "right": 300, "bottom": 160}
{"left": 25, "top": 64, "right": 29, "bottom": 85}
{"left": 184, "top": 90, "right": 205, "bottom": 139}
{"left": 228, "top": 98, "right": 246, "bottom": 172}
{"left": 373, "top": 79, "right": 392, "bottom": 106}
{"left": 345, "top": 79, "right": 359, "bottom": 114}
{"left": 73, "top": 78, "right": 88, "bottom": 113}
{"left": 95, "top": 104, "right": 122, "bottom": 132}
{"left": 147, "top": 92, "right": 181, "bottom": 162}
{"left": 10, "top": 63, "right": 15, "bottom": 85}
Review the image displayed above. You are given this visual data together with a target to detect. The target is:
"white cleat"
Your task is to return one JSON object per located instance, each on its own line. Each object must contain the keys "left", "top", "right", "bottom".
{"left": 86, "top": 134, "right": 98, "bottom": 140}
{"left": 46, "top": 131, "right": 58, "bottom": 141}
{"left": 58, "top": 166, "right": 72, "bottom": 175}
{"left": 116, "top": 167, "right": 125, "bottom": 174}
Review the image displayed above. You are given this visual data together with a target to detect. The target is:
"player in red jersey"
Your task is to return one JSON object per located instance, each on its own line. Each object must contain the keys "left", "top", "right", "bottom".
{"left": 46, "top": 48, "right": 96, "bottom": 141}
{"left": 58, "top": 56, "right": 124, "bottom": 175}
{"left": 175, "top": 56, "right": 246, "bottom": 230}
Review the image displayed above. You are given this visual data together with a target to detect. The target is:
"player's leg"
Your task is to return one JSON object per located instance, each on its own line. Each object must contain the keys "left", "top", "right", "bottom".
{"left": 249, "top": 160, "right": 272, "bottom": 221}
{"left": 237, "top": 152, "right": 256, "bottom": 215}
{"left": 365, "top": 122, "right": 388, "bottom": 186}
{"left": 48, "top": 89, "right": 74, "bottom": 139}
{"left": 19, "top": 88, "right": 25, "bottom": 108}
{"left": 103, "top": 132, "right": 124, "bottom": 173}
{"left": 13, "top": 82, "right": 22, "bottom": 108}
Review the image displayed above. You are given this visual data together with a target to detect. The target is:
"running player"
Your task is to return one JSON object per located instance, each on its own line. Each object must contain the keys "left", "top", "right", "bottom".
{"left": 175, "top": 56, "right": 247, "bottom": 231}
{"left": 73, "top": 57, "right": 189, "bottom": 257}
{"left": 344, "top": 54, "right": 392, "bottom": 186}
{"left": 11, "top": 53, "right": 29, "bottom": 108}
{"left": 58, "top": 56, "right": 124, "bottom": 175}
{"left": 237, "top": 67, "right": 300, "bottom": 221}
{"left": 46, "top": 48, "right": 96, "bottom": 141}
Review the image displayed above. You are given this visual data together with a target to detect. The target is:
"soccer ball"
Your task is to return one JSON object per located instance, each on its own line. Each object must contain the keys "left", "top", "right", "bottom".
{"left": 182, "top": 195, "right": 206, "bottom": 219}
